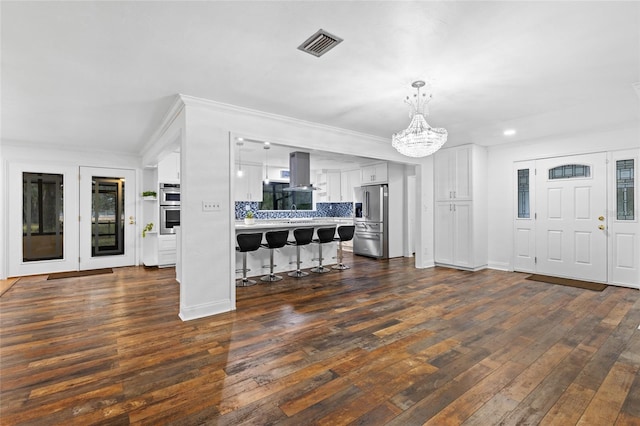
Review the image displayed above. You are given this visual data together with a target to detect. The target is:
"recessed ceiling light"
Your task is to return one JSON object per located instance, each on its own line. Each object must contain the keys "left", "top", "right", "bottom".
{"left": 503, "top": 129, "right": 516, "bottom": 136}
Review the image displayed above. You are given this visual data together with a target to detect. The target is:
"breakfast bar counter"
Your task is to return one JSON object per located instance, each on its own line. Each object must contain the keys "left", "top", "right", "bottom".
{"left": 235, "top": 217, "right": 353, "bottom": 281}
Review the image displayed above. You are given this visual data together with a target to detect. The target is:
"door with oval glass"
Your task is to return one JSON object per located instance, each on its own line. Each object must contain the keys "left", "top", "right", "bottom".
{"left": 535, "top": 152, "right": 607, "bottom": 282}
{"left": 79, "top": 167, "right": 136, "bottom": 270}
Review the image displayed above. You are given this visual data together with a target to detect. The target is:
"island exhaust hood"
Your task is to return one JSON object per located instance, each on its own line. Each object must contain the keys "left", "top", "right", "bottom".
{"left": 284, "top": 151, "right": 317, "bottom": 192}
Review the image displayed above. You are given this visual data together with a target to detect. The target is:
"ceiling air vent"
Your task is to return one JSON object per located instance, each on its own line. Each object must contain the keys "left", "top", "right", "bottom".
{"left": 297, "top": 29, "right": 343, "bottom": 57}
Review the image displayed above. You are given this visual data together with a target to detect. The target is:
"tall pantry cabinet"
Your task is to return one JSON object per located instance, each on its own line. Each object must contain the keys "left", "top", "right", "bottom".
{"left": 434, "top": 144, "right": 488, "bottom": 270}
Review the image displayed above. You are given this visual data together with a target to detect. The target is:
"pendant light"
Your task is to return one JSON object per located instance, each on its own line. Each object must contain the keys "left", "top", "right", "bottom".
{"left": 236, "top": 141, "right": 244, "bottom": 177}
{"left": 263, "top": 143, "right": 270, "bottom": 184}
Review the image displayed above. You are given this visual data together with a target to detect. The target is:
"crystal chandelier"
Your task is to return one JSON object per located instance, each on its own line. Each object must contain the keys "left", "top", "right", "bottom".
{"left": 392, "top": 81, "right": 447, "bottom": 158}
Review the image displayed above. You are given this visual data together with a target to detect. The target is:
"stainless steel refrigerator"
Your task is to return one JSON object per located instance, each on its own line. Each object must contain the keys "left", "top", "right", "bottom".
{"left": 353, "top": 184, "right": 389, "bottom": 259}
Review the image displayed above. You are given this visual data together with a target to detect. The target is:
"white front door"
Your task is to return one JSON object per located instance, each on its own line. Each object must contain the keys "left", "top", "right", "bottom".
{"left": 535, "top": 152, "right": 607, "bottom": 282}
{"left": 79, "top": 167, "right": 136, "bottom": 270}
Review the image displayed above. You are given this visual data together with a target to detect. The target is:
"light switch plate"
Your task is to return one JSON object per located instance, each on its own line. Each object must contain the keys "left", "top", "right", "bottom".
{"left": 202, "top": 201, "right": 221, "bottom": 212}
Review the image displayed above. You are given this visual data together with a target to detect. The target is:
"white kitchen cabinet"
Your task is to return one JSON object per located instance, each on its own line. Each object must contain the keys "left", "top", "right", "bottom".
{"left": 234, "top": 163, "right": 263, "bottom": 201}
{"left": 315, "top": 170, "right": 341, "bottom": 202}
{"left": 434, "top": 145, "right": 472, "bottom": 201}
{"left": 434, "top": 144, "right": 487, "bottom": 270}
{"left": 158, "top": 234, "right": 177, "bottom": 267}
{"left": 435, "top": 201, "right": 473, "bottom": 268}
{"left": 361, "top": 162, "right": 388, "bottom": 184}
{"left": 340, "top": 169, "right": 361, "bottom": 202}
{"left": 158, "top": 152, "right": 180, "bottom": 183}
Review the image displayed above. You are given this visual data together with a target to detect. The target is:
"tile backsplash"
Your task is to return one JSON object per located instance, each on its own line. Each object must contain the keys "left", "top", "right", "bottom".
{"left": 235, "top": 202, "right": 353, "bottom": 220}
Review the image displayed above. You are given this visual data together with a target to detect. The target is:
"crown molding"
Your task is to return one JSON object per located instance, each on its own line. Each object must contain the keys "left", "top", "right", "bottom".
{"left": 177, "top": 94, "right": 390, "bottom": 145}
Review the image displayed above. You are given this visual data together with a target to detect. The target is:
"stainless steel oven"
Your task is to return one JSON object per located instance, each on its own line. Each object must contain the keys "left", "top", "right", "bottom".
{"left": 160, "top": 205, "right": 180, "bottom": 234}
{"left": 159, "top": 183, "right": 181, "bottom": 205}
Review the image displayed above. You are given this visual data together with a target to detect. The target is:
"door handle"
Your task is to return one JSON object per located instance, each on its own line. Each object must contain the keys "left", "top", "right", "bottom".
{"left": 598, "top": 216, "right": 605, "bottom": 221}
{"left": 598, "top": 225, "right": 605, "bottom": 230}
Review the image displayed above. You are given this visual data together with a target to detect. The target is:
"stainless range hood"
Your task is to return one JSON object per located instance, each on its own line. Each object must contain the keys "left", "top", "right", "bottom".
{"left": 284, "top": 151, "right": 317, "bottom": 192}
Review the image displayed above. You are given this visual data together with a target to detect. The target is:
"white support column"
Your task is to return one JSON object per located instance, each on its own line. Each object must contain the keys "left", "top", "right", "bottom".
{"left": 179, "top": 105, "right": 234, "bottom": 320}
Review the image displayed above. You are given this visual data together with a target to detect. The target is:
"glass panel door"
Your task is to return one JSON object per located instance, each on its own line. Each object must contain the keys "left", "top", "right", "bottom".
{"left": 91, "top": 177, "right": 125, "bottom": 256}
{"left": 79, "top": 167, "right": 136, "bottom": 270}
{"left": 22, "top": 172, "right": 64, "bottom": 261}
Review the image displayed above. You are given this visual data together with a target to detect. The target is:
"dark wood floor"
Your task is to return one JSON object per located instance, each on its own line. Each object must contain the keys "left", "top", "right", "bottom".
{"left": 1, "top": 254, "right": 639, "bottom": 425}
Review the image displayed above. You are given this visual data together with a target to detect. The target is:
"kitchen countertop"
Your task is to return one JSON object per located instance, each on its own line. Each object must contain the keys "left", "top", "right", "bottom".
{"left": 235, "top": 217, "right": 353, "bottom": 231}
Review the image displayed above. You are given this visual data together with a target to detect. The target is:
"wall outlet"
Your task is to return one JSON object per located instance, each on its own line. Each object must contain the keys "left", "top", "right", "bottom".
{"left": 202, "top": 201, "right": 221, "bottom": 212}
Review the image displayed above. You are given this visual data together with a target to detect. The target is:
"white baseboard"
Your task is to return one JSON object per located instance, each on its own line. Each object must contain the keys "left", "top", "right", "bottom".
{"left": 179, "top": 299, "right": 233, "bottom": 321}
{"left": 488, "top": 261, "right": 511, "bottom": 271}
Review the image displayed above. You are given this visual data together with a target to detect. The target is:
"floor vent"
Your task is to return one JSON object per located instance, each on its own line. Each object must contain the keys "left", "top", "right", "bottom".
{"left": 297, "top": 29, "right": 343, "bottom": 57}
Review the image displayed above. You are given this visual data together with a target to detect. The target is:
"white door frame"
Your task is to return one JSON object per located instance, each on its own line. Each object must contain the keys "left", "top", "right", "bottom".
{"left": 535, "top": 152, "right": 607, "bottom": 283}
{"left": 514, "top": 149, "right": 640, "bottom": 288}
{"left": 7, "top": 162, "right": 79, "bottom": 277}
{"left": 79, "top": 167, "right": 137, "bottom": 270}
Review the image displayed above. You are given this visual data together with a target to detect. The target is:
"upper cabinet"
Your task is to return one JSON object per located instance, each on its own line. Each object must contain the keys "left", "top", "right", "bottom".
{"left": 340, "top": 169, "right": 361, "bottom": 202}
{"left": 315, "top": 170, "right": 341, "bottom": 202}
{"left": 361, "top": 162, "right": 388, "bottom": 184}
{"left": 158, "top": 152, "right": 180, "bottom": 183}
{"left": 235, "top": 163, "right": 263, "bottom": 202}
{"left": 434, "top": 145, "right": 473, "bottom": 201}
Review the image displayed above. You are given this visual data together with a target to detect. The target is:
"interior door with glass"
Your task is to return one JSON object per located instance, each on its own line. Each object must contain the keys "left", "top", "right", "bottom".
{"left": 535, "top": 152, "right": 607, "bottom": 282}
{"left": 79, "top": 167, "right": 136, "bottom": 270}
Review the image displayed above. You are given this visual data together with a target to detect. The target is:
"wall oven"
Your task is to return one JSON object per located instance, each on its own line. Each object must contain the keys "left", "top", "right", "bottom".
{"left": 160, "top": 205, "right": 180, "bottom": 235}
{"left": 159, "top": 183, "right": 180, "bottom": 234}
{"left": 159, "top": 183, "right": 181, "bottom": 205}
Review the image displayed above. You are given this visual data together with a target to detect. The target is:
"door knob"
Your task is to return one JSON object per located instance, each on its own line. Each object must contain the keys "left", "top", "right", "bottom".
{"left": 598, "top": 225, "right": 605, "bottom": 230}
{"left": 598, "top": 216, "right": 605, "bottom": 221}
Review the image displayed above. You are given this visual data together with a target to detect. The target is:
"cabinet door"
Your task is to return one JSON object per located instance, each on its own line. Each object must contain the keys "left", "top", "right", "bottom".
{"left": 434, "top": 202, "right": 454, "bottom": 264}
{"left": 361, "top": 162, "right": 388, "bottom": 184}
{"left": 340, "top": 169, "right": 361, "bottom": 202}
{"left": 452, "top": 202, "right": 472, "bottom": 267}
{"left": 235, "top": 164, "right": 263, "bottom": 201}
{"left": 434, "top": 146, "right": 472, "bottom": 201}
{"left": 434, "top": 150, "right": 455, "bottom": 201}
{"left": 454, "top": 147, "right": 472, "bottom": 200}
{"left": 158, "top": 152, "right": 180, "bottom": 183}
{"left": 326, "top": 171, "right": 341, "bottom": 202}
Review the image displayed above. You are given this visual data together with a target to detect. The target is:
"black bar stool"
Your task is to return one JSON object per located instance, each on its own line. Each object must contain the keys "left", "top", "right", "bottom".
{"left": 235, "top": 232, "right": 263, "bottom": 287}
{"left": 287, "top": 227, "right": 315, "bottom": 278}
{"left": 261, "top": 230, "right": 290, "bottom": 282}
{"left": 311, "top": 226, "right": 336, "bottom": 274}
{"left": 332, "top": 225, "right": 355, "bottom": 270}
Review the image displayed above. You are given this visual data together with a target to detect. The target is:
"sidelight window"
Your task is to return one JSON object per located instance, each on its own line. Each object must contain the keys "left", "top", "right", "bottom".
{"left": 23, "top": 172, "right": 64, "bottom": 261}
{"left": 517, "top": 169, "right": 530, "bottom": 218}
{"left": 616, "top": 159, "right": 635, "bottom": 220}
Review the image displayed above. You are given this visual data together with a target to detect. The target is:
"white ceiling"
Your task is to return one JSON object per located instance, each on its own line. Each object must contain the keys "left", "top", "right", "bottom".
{"left": 2, "top": 1, "right": 639, "bottom": 165}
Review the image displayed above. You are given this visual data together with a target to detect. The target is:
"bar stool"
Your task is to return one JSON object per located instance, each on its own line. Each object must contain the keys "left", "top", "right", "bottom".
{"left": 311, "top": 226, "right": 336, "bottom": 273}
{"left": 235, "top": 232, "right": 263, "bottom": 287}
{"left": 261, "top": 230, "right": 290, "bottom": 282}
{"left": 287, "top": 227, "right": 315, "bottom": 278}
{"left": 332, "top": 225, "right": 355, "bottom": 270}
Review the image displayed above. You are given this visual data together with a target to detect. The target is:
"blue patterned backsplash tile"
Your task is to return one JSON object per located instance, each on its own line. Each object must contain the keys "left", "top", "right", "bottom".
{"left": 235, "top": 202, "right": 353, "bottom": 219}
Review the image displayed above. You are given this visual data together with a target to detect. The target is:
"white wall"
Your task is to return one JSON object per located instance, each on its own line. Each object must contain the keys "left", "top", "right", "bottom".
{"left": 388, "top": 162, "right": 406, "bottom": 258}
{"left": 414, "top": 156, "right": 435, "bottom": 268}
{"left": 487, "top": 125, "right": 640, "bottom": 271}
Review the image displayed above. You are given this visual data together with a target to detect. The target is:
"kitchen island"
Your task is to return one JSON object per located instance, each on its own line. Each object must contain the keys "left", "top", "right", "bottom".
{"left": 235, "top": 217, "right": 353, "bottom": 281}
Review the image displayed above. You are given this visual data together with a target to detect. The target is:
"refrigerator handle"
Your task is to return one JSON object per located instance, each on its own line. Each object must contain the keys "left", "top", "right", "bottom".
{"left": 364, "top": 191, "right": 369, "bottom": 218}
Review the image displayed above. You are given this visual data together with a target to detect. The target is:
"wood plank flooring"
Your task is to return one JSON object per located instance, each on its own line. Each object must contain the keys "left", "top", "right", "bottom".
{"left": 1, "top": 254, "right": 639, "bottom": 425}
